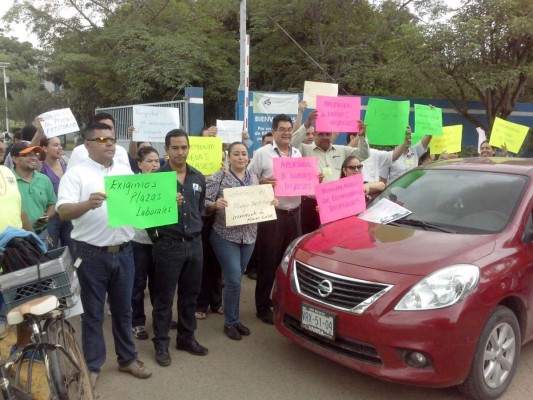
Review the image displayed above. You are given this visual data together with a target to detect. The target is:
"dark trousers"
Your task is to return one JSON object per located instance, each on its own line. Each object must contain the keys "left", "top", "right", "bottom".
{"left": 131, "top": 241, "right": 155, "bottom": 327}
{"left": 196, "top": 225, "right": 222, "bottom": 313}
{"left": 301, "top": 196, "right": 320, "bottom": 234}
{"left": 74, "top": 240, "right": 137, "bottom": 373}
{"left": 255, "top": 208, "right": 301, "bottom": 314}
{"left": 152, "top": 236, "right": 203, "bottom": 350}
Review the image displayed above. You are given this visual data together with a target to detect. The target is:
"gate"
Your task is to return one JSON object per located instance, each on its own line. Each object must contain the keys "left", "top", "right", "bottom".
{"left": 96, "top": 100, "right": 188, "bottom": 153}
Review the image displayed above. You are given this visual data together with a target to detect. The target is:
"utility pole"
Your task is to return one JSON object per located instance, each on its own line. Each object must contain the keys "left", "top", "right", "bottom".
{"left": 239, "top": 0, "right": 250, "bottom": 133}
{"left": 238, "top": 0, "right": 246, "bottom": 91}
{"left": 0, "top": 62, "right": 10, "bottom": 134}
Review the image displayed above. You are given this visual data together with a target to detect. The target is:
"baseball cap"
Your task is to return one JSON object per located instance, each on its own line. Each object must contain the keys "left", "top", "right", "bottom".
{"left": 10, "top": 142, "right": 43, "bottom": 157}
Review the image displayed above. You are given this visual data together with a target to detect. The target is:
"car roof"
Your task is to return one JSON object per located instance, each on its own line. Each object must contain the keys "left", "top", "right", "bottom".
{"left": 421, "top": 157, "right": 533, "bottom": 176}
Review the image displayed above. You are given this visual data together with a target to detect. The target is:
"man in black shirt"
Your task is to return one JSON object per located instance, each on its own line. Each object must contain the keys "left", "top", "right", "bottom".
{"left": 150, "top": 129, "right": 207, "bottom": 367}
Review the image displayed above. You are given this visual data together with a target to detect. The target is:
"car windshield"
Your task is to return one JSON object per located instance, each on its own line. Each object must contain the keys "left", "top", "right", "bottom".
{"left": 369, "top": 169, "right": 528, "bottom": 234}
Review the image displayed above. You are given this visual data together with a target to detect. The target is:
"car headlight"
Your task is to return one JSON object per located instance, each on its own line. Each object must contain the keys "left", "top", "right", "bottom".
{"left": 395, "top": 264, "right": 479, "bottom": 310}
{"left": 280, "top": 234, "right": 309, "bottom": 274}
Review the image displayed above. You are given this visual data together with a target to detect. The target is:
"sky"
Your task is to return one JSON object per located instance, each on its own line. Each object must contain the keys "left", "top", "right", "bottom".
{"left": 0, "top": 0, "right": 464, "bottom": 46}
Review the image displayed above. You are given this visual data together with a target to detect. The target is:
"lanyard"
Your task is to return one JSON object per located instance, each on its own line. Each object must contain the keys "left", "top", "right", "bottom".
{"left": 273, "top": 144, "right": 293, "bottom": 158}
{"left": 229, "top": 168, "right": 249, "bottom": 186}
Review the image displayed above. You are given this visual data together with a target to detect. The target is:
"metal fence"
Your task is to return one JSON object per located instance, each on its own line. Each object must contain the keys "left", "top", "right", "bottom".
{"left": 96, "top": 100, "right": 188, "bottom": 154}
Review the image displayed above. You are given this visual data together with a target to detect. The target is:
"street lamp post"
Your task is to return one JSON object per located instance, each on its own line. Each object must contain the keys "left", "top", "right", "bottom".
{"left": 0, "top": 62, "right": 10, "bottom": 134}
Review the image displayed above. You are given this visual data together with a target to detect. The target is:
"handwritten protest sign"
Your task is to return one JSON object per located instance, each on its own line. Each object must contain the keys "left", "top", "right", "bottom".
{"left": 476, "top": 127, "right": 487, "bottom": 152}
{"left": 252, "top": 92, "right": 299, "bottom": 115}
{"left": 315, "top": 96, "right": 361, "bottom": 133}
{"left": 132, "top": 105, "right": 180, "bottom": 143}
{"left": 273, "top": 157, "right": 319, "bottom": 196}
{"left": 490, "top": 117, "right": 529, "bottom": 154}
{"left": 364, "top": 98, "right": 410, "bottom": 145}
{"left": 430, "top": 125, "right": 463, "bottom": 155}
{"left": 216, "top": 120, "right": 244, "bottom": 143}
{"left": 414, "top": 104, "right": 443, "bottom": 137}
{"left": 315, "top": 174, "right": 366, "bottom": 224}
{"left": 223, "top": 185, "right": 277, "bottom": 227}
{"left": 105, "top": 172, "right": 177, "bottom": 229}
{"left": 303, "top": 81, "right": 339, "bottom": 109}
{"left": 188, "top": 136, "right": 223, "bottom": 175}
{"left": 39, "top": 108, "right": 79, "bottom": 138}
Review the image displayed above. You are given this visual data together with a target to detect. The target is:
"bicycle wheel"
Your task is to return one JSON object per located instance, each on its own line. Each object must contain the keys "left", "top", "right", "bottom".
{"left": 45, "top": 320, "right": 93, "bottom": 400}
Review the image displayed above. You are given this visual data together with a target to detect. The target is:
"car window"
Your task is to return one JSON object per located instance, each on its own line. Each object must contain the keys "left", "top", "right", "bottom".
{"left": 370, "top": 170, "right": 529, "bottom": 234}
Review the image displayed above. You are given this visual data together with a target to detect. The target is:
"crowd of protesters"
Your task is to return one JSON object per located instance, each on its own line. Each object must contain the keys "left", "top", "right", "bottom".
{"left": 0, "top": 104, "right": 507, "bottom": 390}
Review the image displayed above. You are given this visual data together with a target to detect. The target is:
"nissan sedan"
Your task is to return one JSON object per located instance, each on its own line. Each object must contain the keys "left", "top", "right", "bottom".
{"left": 273, "top": 158, "right": 533, "bottom": 400}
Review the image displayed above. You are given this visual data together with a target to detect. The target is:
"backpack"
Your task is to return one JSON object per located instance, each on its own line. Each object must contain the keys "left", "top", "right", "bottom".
{"left": 0, "top": 236, "right": 50, "bottom": 274}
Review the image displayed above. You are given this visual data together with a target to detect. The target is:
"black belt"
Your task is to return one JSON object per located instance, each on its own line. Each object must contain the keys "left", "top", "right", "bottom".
{"left": 160, "top": 233, "right": 201, "bottom": 243}
{"left": 276, "top": 206, "right": 301, "bottom": 216}
{"left": 76, "top": 241, "right": 130, "bottom": 253}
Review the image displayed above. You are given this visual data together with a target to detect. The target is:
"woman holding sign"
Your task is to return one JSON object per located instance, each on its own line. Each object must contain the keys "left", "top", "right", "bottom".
{"left": 341, "top": 156, "right": 385, "bottom": 202}
{"left": 130, "top": 146, "right": 161, "bottom": 341}
{"left": 205, "top": 142, "right": 278, "bottom": 340}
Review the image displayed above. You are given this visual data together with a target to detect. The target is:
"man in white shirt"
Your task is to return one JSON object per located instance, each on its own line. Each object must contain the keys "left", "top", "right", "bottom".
{"left": 57, "top": 122, "right": 151, "bottom": 385}
{"left": 379, "top": 127, "right": 432, "bottom": 184}
{"left": 291, "top": 112, "right": 369, "bottom": 234}
{"left": 67, "top": 113, "right": 130, "bottom": 171}
{"left": 248, "top": 114, "right": 302, "bottom": 324}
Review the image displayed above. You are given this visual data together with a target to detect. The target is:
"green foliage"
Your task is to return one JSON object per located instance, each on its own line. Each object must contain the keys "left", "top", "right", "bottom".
{"left": 1, "top": 0, "right": 531, "bottom": 135}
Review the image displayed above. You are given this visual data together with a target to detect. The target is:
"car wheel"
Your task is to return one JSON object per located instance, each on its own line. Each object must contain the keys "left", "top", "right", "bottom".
{"left": 458, "top": 306, "right": 521, "bottom": 400}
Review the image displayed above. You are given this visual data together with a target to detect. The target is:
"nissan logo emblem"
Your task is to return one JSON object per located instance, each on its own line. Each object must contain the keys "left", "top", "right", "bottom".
{"left": 317, "top": 280, "right": 333, "bottom": 298}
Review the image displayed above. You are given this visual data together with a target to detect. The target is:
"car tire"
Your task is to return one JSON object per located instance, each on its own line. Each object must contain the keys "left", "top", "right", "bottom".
{"left": 458, "top": 306, "right": 521, "bottom": 400}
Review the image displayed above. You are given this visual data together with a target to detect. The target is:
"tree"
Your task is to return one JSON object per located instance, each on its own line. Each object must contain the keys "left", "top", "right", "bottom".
{"left": 4, "top": 0, "right": 241, "bottom": 123}
{"left": 403, "top": 0, "right": 533, "bottom": 134}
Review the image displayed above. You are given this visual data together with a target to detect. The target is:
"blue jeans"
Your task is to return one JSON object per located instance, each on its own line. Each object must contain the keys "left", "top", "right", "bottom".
{"left": 74, "top": 240, "right": 137, "bottom": 373}
{"left": 131, "top": 241, "right": 155, "bottom": 327}
{"left": 210, "top": 230, "right": 255, "bottom": 327}
{"left": 152, "top": 236, "right": 203, "bottom": 350}
{"left": 47, "top": 214, "right": 74, "bottom": 256}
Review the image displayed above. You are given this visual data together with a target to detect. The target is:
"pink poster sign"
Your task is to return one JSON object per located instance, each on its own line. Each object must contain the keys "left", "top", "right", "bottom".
{"left": 273, "top": 157, "right": 319, "bottom": 196}
{"left": 315, "top": 174, "right": 366, "bottom": 224}
{"left": 315, "top": 95, "right": 361, "bottom": 133}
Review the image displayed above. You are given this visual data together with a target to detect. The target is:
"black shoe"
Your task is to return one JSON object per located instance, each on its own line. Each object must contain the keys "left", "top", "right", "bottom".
{"left": 234, "top": 322, "right": 251, "bottom": 336}
{"left": 155, "top": 348, "right": 171, "bottom": 367}
{"left": 224, "top": 325, "right": 242, "bottom": 341}
{"left": 256, "top": 310, "right": 274, "bottom": 325}
{"left": 170, "top": 320, "right": 178, "bottom": 330}
{"left": 176, "top": 339, "right": 208, "bottom": 356}
{"left": 247, "top": 271, "right": 257, "bottom": 280}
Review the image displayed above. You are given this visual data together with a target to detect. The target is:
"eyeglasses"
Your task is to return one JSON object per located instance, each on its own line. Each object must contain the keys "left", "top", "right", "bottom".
{"left": 346, "top": 165, "right": 363, "bottom": 171}
{"left": 86, "top": 136, "right": 117, "bottom": 144}
{"left": 275, "top": 128, "right": 293, "bottom": 134}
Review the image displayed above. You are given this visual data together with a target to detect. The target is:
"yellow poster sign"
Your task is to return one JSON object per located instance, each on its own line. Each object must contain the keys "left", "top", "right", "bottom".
{"left": 489, "top": 117, "right": 529, "bottom": 154}
{"left": 430, "top": 125, "right": 463, "bottom": 155}
{"left": 187, "top": 136, "right": 223, "bottom": 176}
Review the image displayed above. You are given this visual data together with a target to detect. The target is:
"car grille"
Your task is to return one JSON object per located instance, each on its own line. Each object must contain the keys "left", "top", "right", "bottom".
{"left": 294, "top": 260, "right": 394, "bottom": 314}
{"left": 283, "top": 314, "right": 382, "bottom": 365}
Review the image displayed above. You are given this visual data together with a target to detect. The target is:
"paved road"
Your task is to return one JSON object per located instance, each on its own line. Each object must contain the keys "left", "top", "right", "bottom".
{"left": 78, "top": 277, "right": 533, "bottom": 400}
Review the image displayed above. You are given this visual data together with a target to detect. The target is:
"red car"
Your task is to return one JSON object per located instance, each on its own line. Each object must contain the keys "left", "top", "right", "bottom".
{"left": 273, "top": 158, "right": 533, "bottom": 400}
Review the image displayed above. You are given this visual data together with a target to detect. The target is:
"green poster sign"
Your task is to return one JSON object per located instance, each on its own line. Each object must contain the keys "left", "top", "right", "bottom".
{"left": 364, "top": 98, "right": 410, "bottom": 145}
{"left": 413, "top": 104, "right": 443, "bottom": 143}
{"left": 104, "top": 172, "right": 178, "bottom": 229}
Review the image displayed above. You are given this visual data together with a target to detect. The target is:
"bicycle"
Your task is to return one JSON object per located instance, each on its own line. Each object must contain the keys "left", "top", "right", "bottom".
{"left": 0, "top": 295, "right": 93, "bottom": 400}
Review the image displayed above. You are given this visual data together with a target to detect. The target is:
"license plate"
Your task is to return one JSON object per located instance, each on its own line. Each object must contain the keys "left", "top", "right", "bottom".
{"left": 301, "top": 304, "right": 336, "bottom": 340}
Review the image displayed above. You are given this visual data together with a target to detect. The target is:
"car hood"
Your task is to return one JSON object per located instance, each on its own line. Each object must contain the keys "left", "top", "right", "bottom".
{"left": 299, "top": 216, "right": 496, "bottom": 276}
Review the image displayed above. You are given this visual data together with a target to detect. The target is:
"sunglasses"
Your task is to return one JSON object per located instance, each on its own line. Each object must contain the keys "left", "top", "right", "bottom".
{"left": 346, "top": 165, "right": 363, "bottom": 171}
{"left": 86, "top": 136, "right": 117, "bottom": 144}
